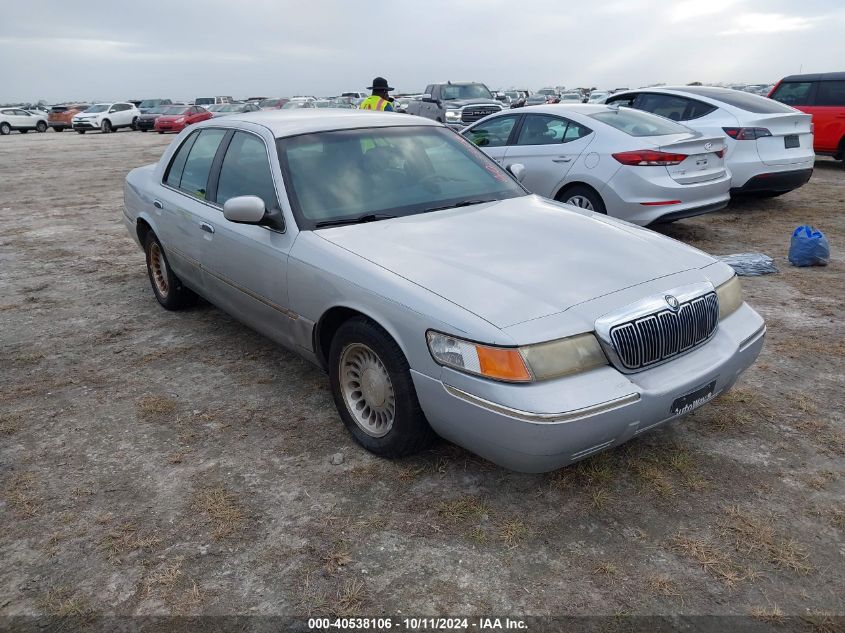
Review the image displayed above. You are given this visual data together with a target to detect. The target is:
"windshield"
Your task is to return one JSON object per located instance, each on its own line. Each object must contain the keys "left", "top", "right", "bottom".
{"left": 139, "top": 100, "right": 160, "bottom": 108}
{"left": 195, "top": 98, "right": 213, "bottom": 105}
{"left": 220, "top": 104, "right": 241, "bottom": 112}
{"left": 148, "top": 105, "right": 172, "bottom": 114}
{"left": 277, "top": 126, "right": 525, "bottom": 230}
{"left": 207, "top": 104, "right": 225, "bottom": 112}
{"left": 590, "top": 108, "right": 691, "bottom": 136}
{"left": 164, "top": 106, "right": 190, "bottom": 115}
{"left": 441, "top": 84, "right": 493, "bottom": 100}
{"left": 85, "top": 104, "right": 109, "bottom": 113}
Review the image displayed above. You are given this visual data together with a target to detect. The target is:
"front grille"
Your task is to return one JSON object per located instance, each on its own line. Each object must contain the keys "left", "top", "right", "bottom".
{"left": 609, "top": 292, "right": 719, "bottom": 370}
{"left": 461, "top": 106, "right": 500, "bottom": 124}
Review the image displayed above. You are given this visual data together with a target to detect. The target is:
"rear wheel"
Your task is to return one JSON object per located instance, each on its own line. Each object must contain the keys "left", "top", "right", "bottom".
{"left": 0, "top": 123, "right": 10, "bottom": 135}
{"left": 329, "top": 317, "right": 436, "bottom": 458}
{"left": 557, "top": 185, "right": 606, "bottom": 213}
{"left": 131, "top": 117, "right": 138, "bottom": 130}
{"left": 101, "top": 119, "right": 112, "bottom": 133}
{"left": 36, "top": 121, "right": 47, "bottom": 133}
{"left": 144, "top": 232, "right": 198, "bottom": 310}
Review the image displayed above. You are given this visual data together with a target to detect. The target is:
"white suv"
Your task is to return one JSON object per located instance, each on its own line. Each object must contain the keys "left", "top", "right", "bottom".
{"left": 0, "top": 108, "right": 48, "bottom": 135}
{"left": 72, "top": 103, "right": 140, "bottom": 134}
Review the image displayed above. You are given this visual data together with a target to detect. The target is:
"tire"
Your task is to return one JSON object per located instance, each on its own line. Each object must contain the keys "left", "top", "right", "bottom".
{"left": 557, "top": 184, "right": 606, "bottom": 213}
{"left": 76, "top": 129, "right": 86, "bottom": 134}
{"left": 329, "top": 317, "right": 436, "bottom": 459}
{"left": 36, "top": 121, "right": 47, "bottom": 133}
{"left": 157, "top": 131, "right": 164, "bottom": 134}
{"left": 144, "top": 232, "right": 198, "bottom": 310}
{"left": 0, "top": 123, "right": 10, "bottom": 135}
{"left": 101, "top": 119, "right": 112, "bottom": 133}
{"left": 131, "top": 117, "right": 138, "bottom": 131}
{"left": 52, "top": 127, "right": 64, "bottom": 133}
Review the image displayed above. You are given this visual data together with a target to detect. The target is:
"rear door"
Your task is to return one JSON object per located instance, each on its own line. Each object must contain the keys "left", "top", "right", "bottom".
{"left": 156, "top": 127, "right": 229, "bottom": 290}
{"left": 501, "top": 113, "right": 594, "bottom": 197}
{"left": 810, "top": 80, "right": 845, "bottom": 154}
{"left": 200, "top": 129, "right": 297, "bottom": 345}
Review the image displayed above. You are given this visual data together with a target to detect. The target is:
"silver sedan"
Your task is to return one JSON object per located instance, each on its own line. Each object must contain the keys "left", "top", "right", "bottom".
{"left": 123, "top": 110, "right": 765, "bottom": 472}
{"left": 461, "top": 104, "right": 732, "bottom": 225}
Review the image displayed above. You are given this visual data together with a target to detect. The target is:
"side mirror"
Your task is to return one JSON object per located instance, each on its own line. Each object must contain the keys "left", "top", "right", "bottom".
{"left": 507, "top": 163, "right": 526, "bottom": 183}
{"left": 223, "top": 195, "right": 266, "bottom": 224}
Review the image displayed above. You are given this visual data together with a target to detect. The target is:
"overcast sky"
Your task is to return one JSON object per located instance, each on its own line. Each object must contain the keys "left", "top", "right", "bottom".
{"left": 1, "top": 0, "right": 843, "bottom": 103}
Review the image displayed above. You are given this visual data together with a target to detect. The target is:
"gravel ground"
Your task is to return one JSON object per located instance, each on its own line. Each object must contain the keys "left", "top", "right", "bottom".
{"left": 1, "top": 130, "right": 843, "bottom": 627}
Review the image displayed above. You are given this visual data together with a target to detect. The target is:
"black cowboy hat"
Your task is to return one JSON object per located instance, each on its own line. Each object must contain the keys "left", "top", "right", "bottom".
{"left": 367, "top": 77, "right": 394, "bottom": 91}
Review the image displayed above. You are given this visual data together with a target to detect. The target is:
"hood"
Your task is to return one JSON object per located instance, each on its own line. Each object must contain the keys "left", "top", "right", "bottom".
{"left": 316, "top": 196, "right": 715, "bottom": 328}
{"left": 443, "top": 98, "right": 501, "bottom": 108}
{"left": 156, "top": 115, "right": 184, "bottom": 122}
{"left": 139, "top": 113, "right": 162, "bottom": 120}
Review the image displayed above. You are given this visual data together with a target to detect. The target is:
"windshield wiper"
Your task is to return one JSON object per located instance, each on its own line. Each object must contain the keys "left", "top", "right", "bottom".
{"left": 314, "top": 213, "right": 396, "bottom": 228}
{"left": 423, "top": 199, "right": 496, "bottom": 213}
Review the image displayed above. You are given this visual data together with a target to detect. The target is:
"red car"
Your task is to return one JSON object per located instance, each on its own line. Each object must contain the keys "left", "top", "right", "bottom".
{"left": 154, "top": 105, "right": 212, "bottom": 133}
{"left": 769, "top": 72, "right": 845, "bottom": 167}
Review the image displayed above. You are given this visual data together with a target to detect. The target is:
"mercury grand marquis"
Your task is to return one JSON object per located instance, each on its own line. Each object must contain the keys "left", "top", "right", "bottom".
{"left": 122, "top": 110, "right": 765, "bottom": 472}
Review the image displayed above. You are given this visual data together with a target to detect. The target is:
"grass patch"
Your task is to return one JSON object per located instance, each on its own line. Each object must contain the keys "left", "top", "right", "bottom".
{"left": 749, "top": 604, "right": 785, "bottom": 624}
{"left": 102, "top": 522, "right": 161, "bottom": 561}
{"left": 718, "top": 506, "right": 811, "bottom": 575}
{"left": 0, "top": 412, "right": 23, "bottom": 435}
{"left": 499, "top": 519, "right": 527, "bottom": 547}
{"left": 593, "top": 562, "right": 619, "bottom": 576}
{"left": 136, "top": 395, "right": 178, "bottom": 421}
{"left": 436, "top": 496, "right": 488, "bottom": 524}
{"left": 39, "top": 587, "right": 93, "bottom": 620}
{"left": 670, "top": 533, "right": 748, "bottom": 586}
{"left": 192, "top": 486, "right": 246, "bottom": 540}
{"left": 5, "top": 472, "right": 41, "bottom": 518}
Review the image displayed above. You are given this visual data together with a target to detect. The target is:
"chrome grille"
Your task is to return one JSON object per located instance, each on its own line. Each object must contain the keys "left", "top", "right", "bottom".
{"left": 461, "top": 106, "right": 500, "bottom": 124}
{"left": 609, "top": 292, "right": 719, "bottom": 370}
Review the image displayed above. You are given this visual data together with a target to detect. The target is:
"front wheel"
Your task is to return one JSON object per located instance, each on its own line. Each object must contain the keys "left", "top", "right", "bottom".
{"left": 0, "top": 123, "right": 10, "bottom": 135}
{"left": 100, "top": 119, "right": 112, "bottom": 133}
{"left": 557, "top": 185, "right": 606, "bottom": 214}
{"left": 144, "top": 233, "right": 198, "bottom": 310}
{"left": 130, "top": 117, "right": 138, "bottom": 130}
{"left": 36, "top": 121, "right": 47, "bottom": 133}
{"left": 329, "top": 317, "right": 436, "bottom": 458}
{"left": 76, "top": 129, "right": 86, "bottom": 134}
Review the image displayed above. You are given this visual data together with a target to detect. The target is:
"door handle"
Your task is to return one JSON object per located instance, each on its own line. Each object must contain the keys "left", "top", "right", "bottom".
{"left": 552, "top": 157, "right": 572, "bottom": 163}
{"left": 153, "top": 199, "right": 163, "bottom": 209}
{"left": 200, "top": 222, "right": 215, "bottom": 234}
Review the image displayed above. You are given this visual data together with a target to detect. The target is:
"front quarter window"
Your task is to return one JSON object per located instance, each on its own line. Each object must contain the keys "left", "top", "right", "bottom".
{"left": 277, "top": 125, "right": 525, "bottom": 229}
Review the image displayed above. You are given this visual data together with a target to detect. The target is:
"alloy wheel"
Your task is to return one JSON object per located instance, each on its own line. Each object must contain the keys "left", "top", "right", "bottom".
{"left": 566, "top": 195, "right": 595, "bottom": 210}
{"left": 339, "top": 343, "right": 396, "bottom": 437}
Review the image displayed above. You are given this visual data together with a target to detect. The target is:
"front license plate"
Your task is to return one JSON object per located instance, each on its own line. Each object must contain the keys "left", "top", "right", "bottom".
{"left": 784, "top": 134, "right": 799, "bottom": 149}
{"left": 671, "top": 380, "right": 717, "bottom": 416}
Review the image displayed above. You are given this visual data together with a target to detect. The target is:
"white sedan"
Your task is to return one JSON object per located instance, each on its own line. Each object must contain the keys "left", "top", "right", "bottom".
{"left": 0, "top": 108, "right": 48, "bottom": 135}
{"left": 461, "top": 104, "right": 731, "bottom": 225}
{"left": 605, "top": 87, "right": 814, "bottom": 197}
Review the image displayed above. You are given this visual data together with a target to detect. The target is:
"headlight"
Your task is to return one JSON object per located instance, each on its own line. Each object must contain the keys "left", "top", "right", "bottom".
{"left": 444, "top": 109, "right": 462, "bottom": 122}
{"left": 426, "top": 331, "right": 607, "bottom": 382}
{"left": 716, "top": 275, "right": 743, "bottom": 319}
{"left": 520, "top": 333, "right": 608, "bottom": 380}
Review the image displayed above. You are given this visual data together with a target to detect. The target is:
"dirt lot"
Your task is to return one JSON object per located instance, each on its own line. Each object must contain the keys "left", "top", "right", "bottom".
{"left": 1, "top": 130, "right": 843, "bottom": 627}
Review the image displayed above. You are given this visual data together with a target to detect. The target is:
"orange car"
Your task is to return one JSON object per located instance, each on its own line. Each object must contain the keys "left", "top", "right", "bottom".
{"left": 48, "top": 104, "right": 89, "bottom": 132}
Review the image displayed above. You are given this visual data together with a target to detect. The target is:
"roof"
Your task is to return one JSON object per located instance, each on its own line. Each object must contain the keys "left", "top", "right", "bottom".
{"left": 215, "top": 109, "right": 440, "bottom": 137}
{"left": 523, "top": 103, "right": 610, "bottom": 115}
{"left": 780, "top": 72, "right": 845, "bottom": 82}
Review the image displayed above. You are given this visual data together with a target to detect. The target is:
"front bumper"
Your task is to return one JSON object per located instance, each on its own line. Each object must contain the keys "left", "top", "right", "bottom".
{"left": 730, "top": 168, "right": 813, "bottom": 195}
{"left": 136, "top": 119, "right": 158, "bottom": 130}
{"left": 72, "top": 120, "right": 98, "bottom": 129}
{"left": 412, "top": 303, "right": 765, "bottom": 473}
{"left": 155, "top": 122, "right": 185, "bottom": 133}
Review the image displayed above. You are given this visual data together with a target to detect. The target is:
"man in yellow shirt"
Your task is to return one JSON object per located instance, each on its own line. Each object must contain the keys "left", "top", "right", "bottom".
{"left": 359, "top": 77, "right": 396, "bottom": 112}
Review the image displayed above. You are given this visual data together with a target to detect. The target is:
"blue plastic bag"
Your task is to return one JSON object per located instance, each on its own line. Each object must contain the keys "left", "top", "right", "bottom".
{"left": 789, "top": 225, "right": 830, "bottom": 267}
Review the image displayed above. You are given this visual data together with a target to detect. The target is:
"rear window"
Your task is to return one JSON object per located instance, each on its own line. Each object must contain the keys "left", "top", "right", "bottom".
{"left": 816, "top": 81, "right": 845, "bottom": 107}
{"left": 682, "top": 88, "right": 794, "bottom": 114}
{"left": 770, "top": 82, "right": 814, "bottom": 106}
{"left": 50, "top": 106, "right": 68, "bottom": 113}
{"left": 589, "top": 108, "right": 690, "bottom": 136}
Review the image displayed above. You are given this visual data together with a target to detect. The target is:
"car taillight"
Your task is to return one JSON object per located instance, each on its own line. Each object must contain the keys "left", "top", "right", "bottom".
{"left": 722, "top": 127, "right": 772, "bottom": 140}
{"left": 612, "top": 150, "right": 687, "bottom": 166}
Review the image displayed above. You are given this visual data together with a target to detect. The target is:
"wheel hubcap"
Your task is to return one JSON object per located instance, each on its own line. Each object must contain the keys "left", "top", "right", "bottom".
{"left": 149, "top": 243, "right": 169, "bottom": 296}
{"left": 339, "top": 343, "right": 395, "bottom": 437}
{"left": 566, "top": 195, "right": 594, "bottom": 210}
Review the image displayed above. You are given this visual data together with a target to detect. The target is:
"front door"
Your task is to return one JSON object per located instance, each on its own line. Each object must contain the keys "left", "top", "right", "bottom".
{"left": 199, "top": 130, "right": 296, "bottom": 345}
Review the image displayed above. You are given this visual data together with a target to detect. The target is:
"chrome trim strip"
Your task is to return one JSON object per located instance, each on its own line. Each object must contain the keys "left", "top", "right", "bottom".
{"left": 167, "top": 245, "right": 298, "bottom": 320}
{"left": 739, "top": 324, "right": 766, "bottom": 351}
{"left": 442, "top": 384, "right": 640, "bottom": 425}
